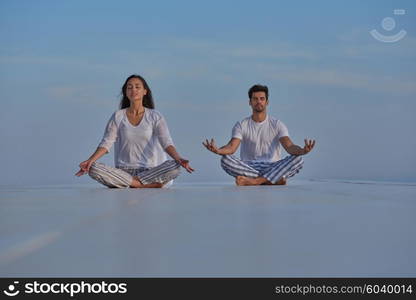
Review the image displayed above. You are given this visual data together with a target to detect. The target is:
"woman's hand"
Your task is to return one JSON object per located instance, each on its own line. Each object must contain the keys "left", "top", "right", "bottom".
{"left": 75, "top": 148, "right": 107, "bottom": 177}
{"left": 177, "top": 158, "right": 194, "bottom": 173}
{"left": 75, "top": 159, "right": 93, "bottom": 176}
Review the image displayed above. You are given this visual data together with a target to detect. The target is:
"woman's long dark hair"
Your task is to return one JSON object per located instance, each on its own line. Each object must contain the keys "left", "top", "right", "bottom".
{"left": 119, "top": 74, "right": 155, "bottom": 109}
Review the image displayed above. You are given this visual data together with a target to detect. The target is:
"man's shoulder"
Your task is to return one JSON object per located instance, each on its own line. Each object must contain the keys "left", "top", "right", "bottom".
{"left": 237, "top": 116, "right": 252, "bottom": 126}
{"left": 268, "top": 116, "right": 285, "bottom": 127}
{"left": 268, "top": 116, "right": 289, "bottom": 137}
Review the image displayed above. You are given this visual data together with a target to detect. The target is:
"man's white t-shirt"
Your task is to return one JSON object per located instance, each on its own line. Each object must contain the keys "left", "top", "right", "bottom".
{"left": 98, "top": 108, "right": 174, "bottom": 169}
{"left": 232, "top": 115, "right": 289, "bottom": 162}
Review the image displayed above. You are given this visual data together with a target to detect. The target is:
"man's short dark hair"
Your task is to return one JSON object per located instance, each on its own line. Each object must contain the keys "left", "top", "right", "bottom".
{"left": 248, "top": 84, "right": 269, "bottom": 100}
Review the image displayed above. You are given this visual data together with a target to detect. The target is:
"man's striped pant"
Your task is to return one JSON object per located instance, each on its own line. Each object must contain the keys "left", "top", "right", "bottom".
{"left": 88, "top": 160, "right": 181, "bottom": 188}
{"left": 220, "top": 155, "right": 304, "bottom": 184}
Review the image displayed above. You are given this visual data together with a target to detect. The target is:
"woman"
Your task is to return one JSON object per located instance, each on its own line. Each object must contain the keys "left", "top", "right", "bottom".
{"left": 75, "top": 74, "right": 194, "bottom": 188}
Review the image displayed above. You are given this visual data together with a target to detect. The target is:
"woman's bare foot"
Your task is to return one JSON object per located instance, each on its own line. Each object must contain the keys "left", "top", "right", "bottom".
{"left": 235, "top": 176, "right": 268, "bottom": 186}
{"left": 130, "top": 177, "right": 142, "bottom": 188}
{"left": 142, "top": 183, "right": 164, "bottom": 188}
{"left": 130, "top": 177, "right": 163, "bottom": 188}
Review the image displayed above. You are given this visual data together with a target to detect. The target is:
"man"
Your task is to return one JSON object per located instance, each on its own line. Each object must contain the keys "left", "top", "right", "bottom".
{"left": 203, "top": 84, "right": 315, "bottom": 186}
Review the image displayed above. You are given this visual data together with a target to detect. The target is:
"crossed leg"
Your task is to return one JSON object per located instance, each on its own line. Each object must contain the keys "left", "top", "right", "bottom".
{"left": 221, "top": 155, "right": 302, "bottom": 186}
{"left": 89, "top": 160, "right": 180, "bottom": 188}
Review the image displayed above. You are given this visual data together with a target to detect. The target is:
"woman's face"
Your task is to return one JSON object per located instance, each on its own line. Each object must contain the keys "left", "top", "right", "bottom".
{"left": 126, "top": 78, "right": 147, "bottom": 104}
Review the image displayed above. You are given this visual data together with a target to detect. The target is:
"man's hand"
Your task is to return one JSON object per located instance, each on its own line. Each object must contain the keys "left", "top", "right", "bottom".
{"left": 177, "top": 158, "right": 194, "bottom": 173}
{"left": 302, "top": 139, "right": 316, "bottom": 155}
{"left": 203, "top": 138, "right": 219, "bottom": 154}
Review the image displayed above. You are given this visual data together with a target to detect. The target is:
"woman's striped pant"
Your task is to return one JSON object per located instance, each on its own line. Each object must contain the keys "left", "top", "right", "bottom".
{"left": 220, "top": 155, "right": 304, "bottom": 184}
{"left": 88, "top": 160, "right": 181, "bottom": 188}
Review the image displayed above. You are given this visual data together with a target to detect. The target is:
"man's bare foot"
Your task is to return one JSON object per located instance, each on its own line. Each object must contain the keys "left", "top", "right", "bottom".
{"left": 235, "top": 176, "right": 287, "bottom": 186}
{"left": 235, "top": 176, "right": 268, "bottom": 186}
{"left": 262, "top": 177, "right": 287, "bottom": 185}
{"left": 130, "top": 177, "right": 163, "bottom": 188}
{"left": 274, "top": 177, "right": 287, "bottom": 185}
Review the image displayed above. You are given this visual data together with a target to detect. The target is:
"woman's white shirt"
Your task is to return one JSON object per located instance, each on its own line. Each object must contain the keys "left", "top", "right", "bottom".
{"left": 98, "top": 108, "right": 174, "bottom": 168}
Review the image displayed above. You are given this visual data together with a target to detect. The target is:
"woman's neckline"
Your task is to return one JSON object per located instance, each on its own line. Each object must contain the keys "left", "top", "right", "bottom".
{"left": 125, "top": 107, "right": 146, "bottom": 127}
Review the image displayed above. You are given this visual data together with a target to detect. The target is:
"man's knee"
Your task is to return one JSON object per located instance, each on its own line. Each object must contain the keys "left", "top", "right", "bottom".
{"left": 220, "top": 155, "right": 226, "bottom": 163}
{"left": 289, "top": 156, "right": 304, "bottom": 174}
{"left": 220, "top": 155, "right": 230, "bottom": 170}
{"left": 221, "top": 154, "right": 234, "bottom": 165}
{"left": 294, "top": 155, "right": 304, "bottom": 165}
{"left": 288, "top": 155, "right": 304, "bottom": 165}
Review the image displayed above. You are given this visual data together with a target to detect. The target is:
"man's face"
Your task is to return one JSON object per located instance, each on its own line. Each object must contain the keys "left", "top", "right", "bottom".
{"left": 249, "top": 91, "right": 268, "bottom": 113}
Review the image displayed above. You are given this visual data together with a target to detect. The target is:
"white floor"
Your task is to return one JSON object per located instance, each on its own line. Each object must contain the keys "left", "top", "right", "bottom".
{"left": 0, "top": 179, "right": 415, "bottom": 277}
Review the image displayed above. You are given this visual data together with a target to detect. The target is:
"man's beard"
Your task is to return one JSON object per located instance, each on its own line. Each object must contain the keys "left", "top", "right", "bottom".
{"left": 253, "top": 105, "right": 265, "bottom": 113}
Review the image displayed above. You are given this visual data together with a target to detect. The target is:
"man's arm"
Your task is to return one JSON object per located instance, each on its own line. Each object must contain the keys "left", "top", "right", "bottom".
{"left": 279, "top": 136, "right": 315, "bottom": 156}
{"left": 203, "top": 138, "right": 241, "bottom": 155}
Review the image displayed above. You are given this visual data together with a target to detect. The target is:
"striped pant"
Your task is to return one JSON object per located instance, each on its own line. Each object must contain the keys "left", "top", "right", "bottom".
{"left": 220, "top": 155, "right": 304, "bottom": 184}
{"left": 88, "top": 160, "right": 181, "bottom": 188}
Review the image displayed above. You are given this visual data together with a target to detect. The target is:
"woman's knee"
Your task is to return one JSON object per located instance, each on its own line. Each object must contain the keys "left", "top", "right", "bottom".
{"left": 88, "top": 163, "right": 111, "bottom": 183}
{"left": 88, "top": 162, "right": 99, "bottom": 177}
{"left": 171, "top": 167, "right": 181, "bottom": 179}
{"left": 165, "top": 159, "right": 181, "bottom": 169}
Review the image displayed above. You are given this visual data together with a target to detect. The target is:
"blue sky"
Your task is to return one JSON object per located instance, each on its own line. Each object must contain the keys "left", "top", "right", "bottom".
{"left": 0, "top": 0, "right": 415, "bottom": 185}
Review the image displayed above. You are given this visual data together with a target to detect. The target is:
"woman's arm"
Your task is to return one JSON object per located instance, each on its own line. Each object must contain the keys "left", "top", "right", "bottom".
{"left": 165, "top": 145, "right": 181, "bottom": 161}
{"left": 165, "top": 145, "right": 194, "bottom": 173}
{"left": 154, "top": 115, "right": 194, "bottom": 173}
{"left": 76, "top": 113, "right": 118, "bottom": 177}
